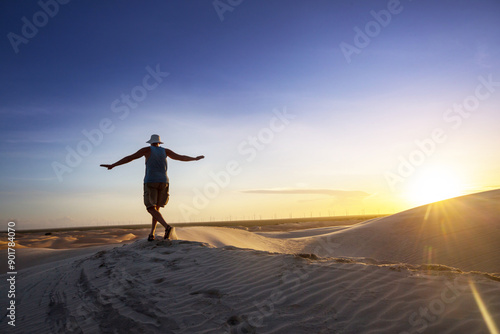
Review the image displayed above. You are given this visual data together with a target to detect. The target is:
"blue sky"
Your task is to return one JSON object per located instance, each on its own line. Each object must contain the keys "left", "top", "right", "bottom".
{"left": 1, "top": 0, "right": 499, "bottom": 229}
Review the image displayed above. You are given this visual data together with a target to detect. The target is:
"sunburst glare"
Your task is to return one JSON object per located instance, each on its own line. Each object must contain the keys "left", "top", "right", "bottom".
{"left": 407, "top": 167, "right": 465, "bottom": 206}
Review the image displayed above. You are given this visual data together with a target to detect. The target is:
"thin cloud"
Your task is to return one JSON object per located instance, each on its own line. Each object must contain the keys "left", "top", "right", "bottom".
{"left": 242, "top": 188, "right": 370, "bottom": 199}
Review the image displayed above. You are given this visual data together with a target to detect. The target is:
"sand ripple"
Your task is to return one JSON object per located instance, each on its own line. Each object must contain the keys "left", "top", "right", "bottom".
{"left": 2, "top": 239, "right": 499, "bottom": 334}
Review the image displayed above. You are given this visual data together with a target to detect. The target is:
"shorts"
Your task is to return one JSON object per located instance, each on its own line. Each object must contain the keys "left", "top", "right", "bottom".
{"left": 143, "top": 183, "right": 169, "bottom": 208}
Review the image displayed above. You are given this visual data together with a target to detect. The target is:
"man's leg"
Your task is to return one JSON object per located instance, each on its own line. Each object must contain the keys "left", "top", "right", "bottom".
{"left": 149, "top": 206, "right": 159, "bottom": 236}
{"left": 149, "top": 217, "right": 157, "bottom": 236}
{"left": 147, "top": 206, "right": 170, "bottom": 230}
{"left": 145, "top": 183, "right": 171, "bottom": 239}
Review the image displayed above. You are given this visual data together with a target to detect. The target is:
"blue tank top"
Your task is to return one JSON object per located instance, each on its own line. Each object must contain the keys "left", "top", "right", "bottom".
{"left": 144, "top": 146, "right": 168, "bottom": 183}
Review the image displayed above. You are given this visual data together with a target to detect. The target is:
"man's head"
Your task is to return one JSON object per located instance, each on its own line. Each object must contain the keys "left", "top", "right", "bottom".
{"left": 146, "top": 134, "right": 163, "bottom": 146}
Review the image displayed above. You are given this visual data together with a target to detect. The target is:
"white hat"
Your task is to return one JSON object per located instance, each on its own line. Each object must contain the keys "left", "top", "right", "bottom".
{"left": 146, "top": 134, "right": 163, "bottom": 144}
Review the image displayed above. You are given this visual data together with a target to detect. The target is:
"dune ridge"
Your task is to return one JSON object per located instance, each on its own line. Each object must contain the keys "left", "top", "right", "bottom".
{"left": 293, "top": 189, "right": 500, "bottom": 274}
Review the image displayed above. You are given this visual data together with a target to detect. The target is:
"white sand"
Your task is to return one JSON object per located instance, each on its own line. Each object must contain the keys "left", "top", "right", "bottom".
{"left": 1, "top": 189, "right": 499, "bottom": 333}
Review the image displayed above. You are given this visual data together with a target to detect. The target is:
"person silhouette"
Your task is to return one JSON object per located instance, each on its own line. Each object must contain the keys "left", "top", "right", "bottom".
{"left": 101, "top": 134, "right": 204, "bottom": 240}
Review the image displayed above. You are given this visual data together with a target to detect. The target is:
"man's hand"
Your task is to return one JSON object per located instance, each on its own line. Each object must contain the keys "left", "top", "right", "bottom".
{"left": 195, "top": 156, "right": 205, "bottom": 161}
{"left": 100, "top": 164, "right": 114, "bottom": 170}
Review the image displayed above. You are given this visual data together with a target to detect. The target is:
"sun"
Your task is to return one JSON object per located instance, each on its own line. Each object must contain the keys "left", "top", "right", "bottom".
{"left": 407, "top": 168, "right": 465, "bottom": 206}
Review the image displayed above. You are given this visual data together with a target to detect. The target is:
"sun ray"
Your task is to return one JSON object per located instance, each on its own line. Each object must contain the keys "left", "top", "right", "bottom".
{"left": 469, "top": 280, "right": 500, "bottom": 334}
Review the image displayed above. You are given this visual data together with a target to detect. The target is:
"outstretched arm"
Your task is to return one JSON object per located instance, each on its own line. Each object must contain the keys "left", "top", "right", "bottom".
{"left": 166, "top": 149, "right": 204, "bottom": 162}
{"left": 100, "top": 147, "right": 149, "bottom": 170}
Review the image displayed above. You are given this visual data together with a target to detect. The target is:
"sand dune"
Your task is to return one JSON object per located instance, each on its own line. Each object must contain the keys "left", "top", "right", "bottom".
{"left": 1, "top": 189, "right": 500, "bottom": 333}
{"left": 176, "top": 190, "right": 500, "bottom": 274}
{"left": 2, "top": 239, "right": 499, "bottom": 333}
{"left": 175, "top": 226, "right": 306, "bottom": 254}
{"left": 0, "top": 229, "right": 138, "bottom": 250}
{"left": 299, "top": 189, "right": 500, "bottom": 274}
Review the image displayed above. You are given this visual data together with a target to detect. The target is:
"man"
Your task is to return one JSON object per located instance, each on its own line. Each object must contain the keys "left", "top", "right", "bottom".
{"left": 100, "top": 134, "right": 204, "bottom": 241}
